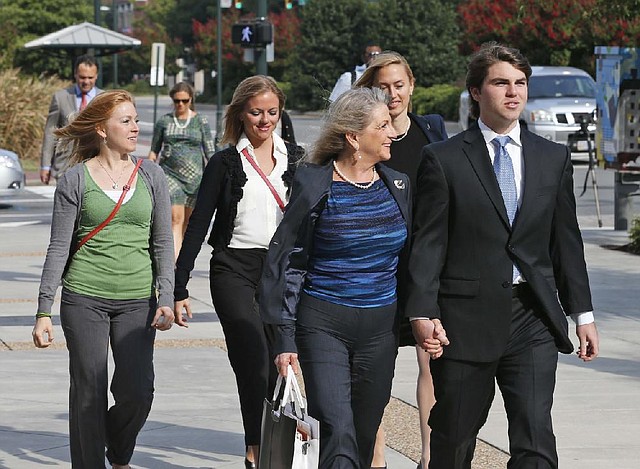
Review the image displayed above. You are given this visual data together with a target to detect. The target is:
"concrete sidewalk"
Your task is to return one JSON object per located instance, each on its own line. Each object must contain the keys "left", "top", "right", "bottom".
{"left": 0, "top": 194, "right": 416, "bottom": 469}
{"left": 1, "top": 185, "right": 639, "bottom": 468}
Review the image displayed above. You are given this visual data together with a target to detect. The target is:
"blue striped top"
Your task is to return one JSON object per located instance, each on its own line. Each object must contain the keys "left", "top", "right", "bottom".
{"left": 303, "top": 179, "right": 407, "bottom": 308}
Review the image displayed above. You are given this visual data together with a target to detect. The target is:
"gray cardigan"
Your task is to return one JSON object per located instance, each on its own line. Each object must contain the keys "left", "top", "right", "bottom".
{"left": 37, "top": 156, "right": 174, "bottom": 314}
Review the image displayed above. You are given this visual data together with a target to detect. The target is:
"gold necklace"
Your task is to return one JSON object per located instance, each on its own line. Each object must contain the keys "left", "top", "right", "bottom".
{"left": 391, "top": 117, "right": 412, "bottom": 142}
{"left": 332, "top": 160, "right": 377, "bottom": 189}
{"left": 95, "top": 157, "right": 129, "bottom": 189}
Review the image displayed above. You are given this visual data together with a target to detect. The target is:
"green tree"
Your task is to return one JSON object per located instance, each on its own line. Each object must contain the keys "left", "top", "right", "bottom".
{"left": 286, "top": 0, "right": 374, "bottom": 111}
{"left": 191, "top": 7, "right": 301, "bottom": 101}
{"left": 457, "top": 0, "right": 640, "bottom": 72}
{"left": 191, "top": 8, "right": 252, "bottom": 102}
{"left": 287, "top": 0, "right": 465, "bottom": 111}
{"left": 114, "top": 0, "right": 184, "bottom": 89}
{"left": 168, "top": 0, "right": 216, "bottom": 47}
{"left": 0, "top": 0, "right": 92, "bottom": 76}
{"left": 371, "top": 0, "right": 465, "bottom": 87}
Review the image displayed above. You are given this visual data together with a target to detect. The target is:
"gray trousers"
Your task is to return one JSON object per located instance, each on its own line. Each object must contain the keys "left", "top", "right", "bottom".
{"left": 60, "top": 288, "right": 157, "bottom": 468}
{"left": 295, "top": 293, "right": 397, "bottom": 469}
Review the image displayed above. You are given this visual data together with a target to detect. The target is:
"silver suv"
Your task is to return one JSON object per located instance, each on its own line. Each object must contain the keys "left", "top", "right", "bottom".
{"left": 459, "top": 66, "right": 597, "bottom": 152}
{"left": 0, "top": 148, "right": 25, "bottom": 197}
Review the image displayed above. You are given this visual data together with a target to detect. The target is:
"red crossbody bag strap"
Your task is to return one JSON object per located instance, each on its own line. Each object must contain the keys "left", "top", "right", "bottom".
{"left": 241, "top": 148, "right": 286, "bottom": 213}
{"left": 73, "top": 158, "right": 143, "bottom": 255}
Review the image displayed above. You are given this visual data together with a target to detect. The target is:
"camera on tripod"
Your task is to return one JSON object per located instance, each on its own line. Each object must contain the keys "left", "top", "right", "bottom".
{"left": 576, "top": 110, "right": 597, "bottom": 136}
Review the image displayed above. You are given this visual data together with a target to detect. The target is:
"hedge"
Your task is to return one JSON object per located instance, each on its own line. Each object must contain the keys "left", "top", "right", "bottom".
{"left": 412, "top": 84, "right": 463, "bottom": 121}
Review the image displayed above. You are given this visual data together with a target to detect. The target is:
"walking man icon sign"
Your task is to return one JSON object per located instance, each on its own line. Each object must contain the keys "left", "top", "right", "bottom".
{"left": 241, "top": 26, "right": 253, "bottom": 43}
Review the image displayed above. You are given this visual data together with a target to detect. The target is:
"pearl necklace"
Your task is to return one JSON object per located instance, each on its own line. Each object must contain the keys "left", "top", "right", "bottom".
{"left": 332, "top": 160, "right": 377, "bottom": 189}
{"left": 391, "top": 117, "right": 411, "bottom": 142}
{"left": 173, "top": 109, "right": 192, "bottom": 129}
{"left": 96, "top": 157, "right": 129, "bottom": 190}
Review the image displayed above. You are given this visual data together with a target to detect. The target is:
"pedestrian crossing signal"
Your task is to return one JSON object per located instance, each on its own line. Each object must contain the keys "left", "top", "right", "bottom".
{"left": 231, "top": 21, "right": 273, "bottom": 47}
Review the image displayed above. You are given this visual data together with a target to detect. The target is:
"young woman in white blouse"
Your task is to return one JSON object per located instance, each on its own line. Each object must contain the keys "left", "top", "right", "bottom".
{"left": 173, "top": 76, "right": 304, "bottom": 469}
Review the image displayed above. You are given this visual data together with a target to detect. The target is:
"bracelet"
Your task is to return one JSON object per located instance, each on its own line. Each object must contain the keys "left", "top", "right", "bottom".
{"left": 35, "top": 312, "right": 52, "bottom": 319}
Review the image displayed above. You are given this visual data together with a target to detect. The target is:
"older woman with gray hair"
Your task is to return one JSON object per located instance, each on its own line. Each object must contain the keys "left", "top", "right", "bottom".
{"left": 260, "top": 88, "right": 442, "bottom": 468}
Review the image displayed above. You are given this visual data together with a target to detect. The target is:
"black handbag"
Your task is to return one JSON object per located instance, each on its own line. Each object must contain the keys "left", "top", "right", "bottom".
{"left": 259, "top": 366, "right": 320, "bottom": 469}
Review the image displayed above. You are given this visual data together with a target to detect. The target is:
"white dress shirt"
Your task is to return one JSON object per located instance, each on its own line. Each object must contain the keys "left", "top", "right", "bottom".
{"left": 477, "top": 118, "right": 594, "bottom": 326}
{"left": 75, "top": 84, "right": 98, "bottom": 110}
{"left": 329, "top": 64, "right": 367, "bottom": 102}
{"left": 229, "top": 132, "right": 289, "bottom": 250}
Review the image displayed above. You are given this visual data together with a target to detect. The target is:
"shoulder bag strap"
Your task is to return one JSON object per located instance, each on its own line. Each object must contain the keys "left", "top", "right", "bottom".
{"left": 73, "top": 158, "right": 143, "bottom": 255}
{"left": 241, "top": 148, "right": 286, "bottom": 213}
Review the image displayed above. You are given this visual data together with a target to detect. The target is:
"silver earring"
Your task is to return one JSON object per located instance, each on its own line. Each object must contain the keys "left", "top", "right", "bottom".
{"left": 103, "top": 136, "right": 107, "bottom": 145}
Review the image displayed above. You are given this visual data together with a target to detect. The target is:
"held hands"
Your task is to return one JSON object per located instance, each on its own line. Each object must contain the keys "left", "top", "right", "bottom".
{"left": 32, "top": 317, "right": 54, "bottom": 348}
{"left": 151, "top": 306, "right": 175, "bottom": 331}
{"left": 174, "top": 298, "right": 193, "bottom": 328}
{"left": 411, "top": 318, "right": 450, "bottom": 359}
{"left": 576, "top": 322, "right": 599, "bottom": 362}
{"left": 275, "top": 352, "right": 300, "bottom": 377}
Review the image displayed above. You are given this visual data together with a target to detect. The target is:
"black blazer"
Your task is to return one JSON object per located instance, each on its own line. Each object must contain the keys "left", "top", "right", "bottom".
{"left": 410, "top": 112, "right": 448, "bottom": 143}
{"left": 174, "top": 142, "right": 304, "bottom": 301}
{"left": 404, "top": 124, "right": 593, "bottom": 361}
{"left": 259, "top": 162, "right": 412, "bottom": 326}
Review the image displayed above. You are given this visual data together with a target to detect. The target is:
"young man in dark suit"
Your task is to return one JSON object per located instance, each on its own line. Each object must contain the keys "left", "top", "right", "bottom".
{"left": 404, "top": 42, "right": 599, "bottom": 469}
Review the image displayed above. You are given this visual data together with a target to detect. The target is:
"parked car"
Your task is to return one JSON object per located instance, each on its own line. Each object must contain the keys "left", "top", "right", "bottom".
{"left": 459, "top": 66, "right": 597, "bottom": 153}
{"left": 0, "top": 148, "right": 26, "bottom": 197}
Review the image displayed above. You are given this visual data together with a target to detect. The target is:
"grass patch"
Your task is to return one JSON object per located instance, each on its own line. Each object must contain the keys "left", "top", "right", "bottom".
{"left": 21, "top": 159, "right": 39, "bottom": 171}
{"left": 0, "top": 69, "right": 67, "bottom": 164}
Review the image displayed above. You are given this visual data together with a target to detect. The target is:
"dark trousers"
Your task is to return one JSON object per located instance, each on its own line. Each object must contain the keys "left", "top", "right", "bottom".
{"left": 210, "top": 248, "right": 276, "bottom": 446}
{"left": 60, "top": 289, "right": 156, "bottom": 468}
{"left": 428, "top": 286, "right": 559, "bottom": 469}
{"left": 295, "top": 293, "right": 397, "bottom": 469}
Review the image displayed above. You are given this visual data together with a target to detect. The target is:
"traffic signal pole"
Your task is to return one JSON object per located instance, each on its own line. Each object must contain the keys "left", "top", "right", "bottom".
{"left": 255, "top": 0, "right": 268, "bottom": 75}
{"left": 215, "top": 0, "right": 223, "bottom": 149}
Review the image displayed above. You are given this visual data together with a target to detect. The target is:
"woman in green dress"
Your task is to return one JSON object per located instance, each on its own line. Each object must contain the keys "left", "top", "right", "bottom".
{"left": 149, "top": 82, "right": 216, "bottom": 258}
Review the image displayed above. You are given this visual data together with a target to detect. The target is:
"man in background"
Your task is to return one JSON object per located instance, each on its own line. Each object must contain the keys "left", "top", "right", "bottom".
{"left": 40, "top": 55, "right": 101, "bottom": 184}
{"left": 328, "top": 42, "right": 382, "bottom": 102}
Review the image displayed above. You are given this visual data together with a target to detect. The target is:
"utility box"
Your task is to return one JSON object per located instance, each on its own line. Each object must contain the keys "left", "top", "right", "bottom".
{"left": 594, "top": 46, "right": 640, "bottom": 171}
{"left": 594, "top": 46, "right": 640, "bottom": 230}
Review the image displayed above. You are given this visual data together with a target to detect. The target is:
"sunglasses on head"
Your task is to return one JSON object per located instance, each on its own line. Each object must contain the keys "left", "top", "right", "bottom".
{"left": 173, "top": 98, "right": 190, "bottom": 104}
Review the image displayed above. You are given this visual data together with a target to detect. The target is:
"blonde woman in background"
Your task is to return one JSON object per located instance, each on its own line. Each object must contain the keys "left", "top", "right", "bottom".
{"left": 356, "top": 51, "right": 448, "bottom": 469}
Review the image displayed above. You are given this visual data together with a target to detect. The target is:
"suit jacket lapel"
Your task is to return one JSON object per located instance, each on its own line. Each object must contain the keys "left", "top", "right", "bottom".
{"left": 65, "top": 85, "right": 80, "bottom": 115}
{"left": 517, "top": 129, "right": 543, "bottom": 227}
{"left": 409, "top": 113, "right": 442, "bottom": 143}
{"left": 377, "top": 165, "right": 410, "bottom": 223}
{"left": 462, "top": 127, "right": 511, "bottom": 228}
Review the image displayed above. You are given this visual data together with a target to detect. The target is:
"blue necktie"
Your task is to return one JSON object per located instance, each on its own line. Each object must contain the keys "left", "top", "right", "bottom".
{"left": 492, "top": 136, "right": 520, "bottom": 282}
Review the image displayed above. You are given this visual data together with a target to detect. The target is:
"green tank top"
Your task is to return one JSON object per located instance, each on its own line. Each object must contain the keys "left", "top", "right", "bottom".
{"left": 64, "top": 164, "right": 154, "bottom": 300}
